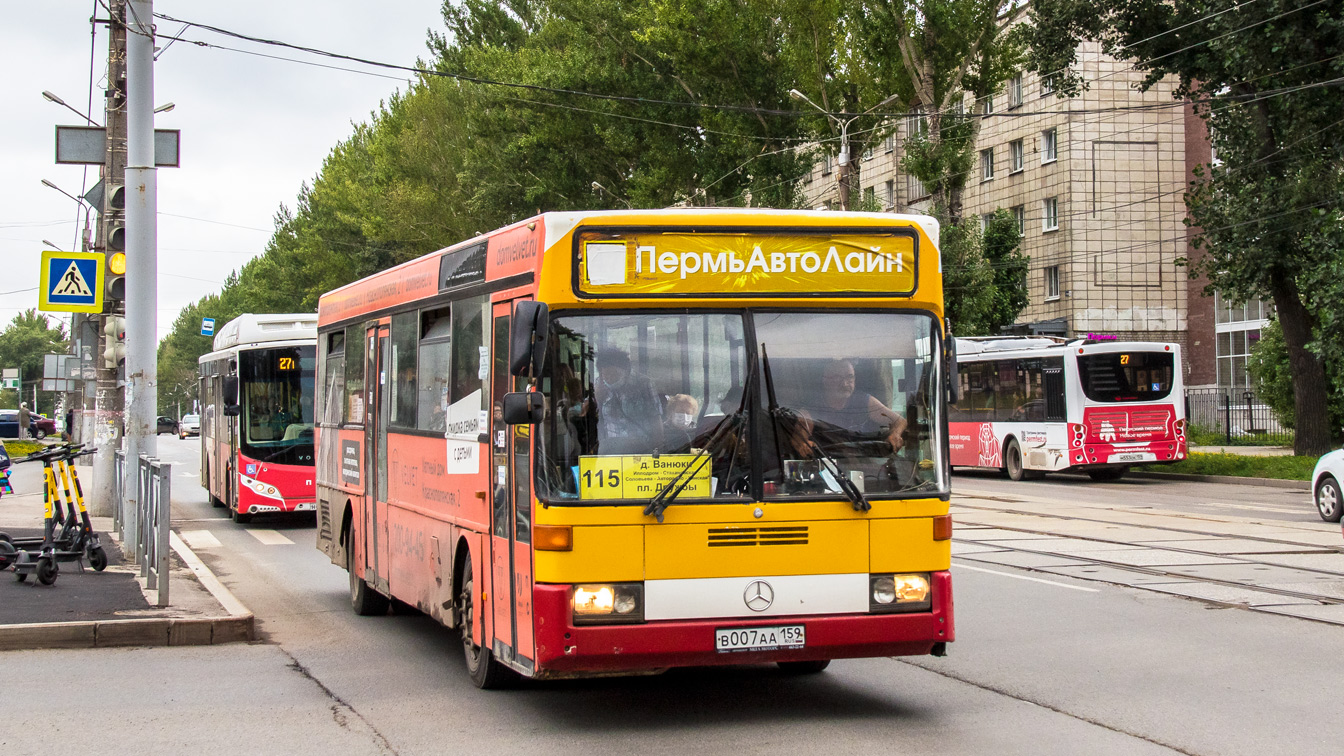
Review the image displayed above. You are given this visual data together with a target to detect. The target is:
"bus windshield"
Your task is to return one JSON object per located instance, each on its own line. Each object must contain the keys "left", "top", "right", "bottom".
{"left": 240, "top": 346, "right": 316, "bottom": 465}
{"left": 1077, "top": 351, "right": 1174, "bottom": 403}
{"left": 536, "top": 310, "right": 944, "bottom": 503}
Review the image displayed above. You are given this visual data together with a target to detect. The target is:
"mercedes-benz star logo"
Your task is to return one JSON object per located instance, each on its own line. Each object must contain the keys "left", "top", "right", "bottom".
{"left": 744, "top": 580, "right": 774, "bottom": 612}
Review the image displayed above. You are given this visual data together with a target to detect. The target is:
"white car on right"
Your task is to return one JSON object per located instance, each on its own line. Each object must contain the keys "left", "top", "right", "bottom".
{"left": 1312, "top": 447, "right": 1344, "bottom": 522}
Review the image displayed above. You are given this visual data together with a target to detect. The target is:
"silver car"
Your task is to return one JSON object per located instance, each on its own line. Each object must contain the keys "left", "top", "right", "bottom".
{"left": 1312, "top": 447, "right": 1344, "bottom": 522}
{"left": 179, "top": 413, "right": 201, "bottom": 439}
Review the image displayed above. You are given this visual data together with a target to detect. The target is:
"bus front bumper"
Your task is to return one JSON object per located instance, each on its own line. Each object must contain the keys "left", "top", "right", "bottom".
{"left": 532, "top": 571, "right": 953, "bottom": 674}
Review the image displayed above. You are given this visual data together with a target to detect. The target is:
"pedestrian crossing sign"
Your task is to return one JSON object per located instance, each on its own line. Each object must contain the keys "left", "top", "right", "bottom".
{"left": 39, "top": 250, "right": 104, "bottom": 313}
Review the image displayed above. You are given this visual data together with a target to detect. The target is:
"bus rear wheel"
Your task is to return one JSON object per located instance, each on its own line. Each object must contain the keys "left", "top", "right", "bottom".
{"left": 1004, "top": 439, "right": 1041, "bottom": 481}
{"left": 458, "top": 557, "right": 513, "bottom": 689}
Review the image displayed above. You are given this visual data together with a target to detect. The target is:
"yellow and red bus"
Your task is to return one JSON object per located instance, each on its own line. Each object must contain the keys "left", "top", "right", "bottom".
{"left": 315, "top": 209, "right": 955, "bottom": 687}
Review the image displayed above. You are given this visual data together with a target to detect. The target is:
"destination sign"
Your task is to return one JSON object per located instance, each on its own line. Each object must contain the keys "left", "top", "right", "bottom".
{"left": 575, "top": 229, "right": 917, "bottom": 297}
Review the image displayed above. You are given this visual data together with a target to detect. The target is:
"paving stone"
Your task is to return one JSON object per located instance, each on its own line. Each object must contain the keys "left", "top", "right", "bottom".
{"left": 1254, "top": 603, "right": 1344, "bottom": 625}
{"left": 957, "top": 551, "right": 1092, "bottom": 569}
{"left": 1087, "top": 550, "right": 1239, "bottom": 567}
{"left": 1137, "top": 582, "right": 1321, "bottom": 607}
{"left": 1037, "top": 564, "right": 1193, "bottom": 586}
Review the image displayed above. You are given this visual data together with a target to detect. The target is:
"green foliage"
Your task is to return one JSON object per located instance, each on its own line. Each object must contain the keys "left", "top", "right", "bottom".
{"left": 0, "top": 310, "right": 68, "bottom": 415}
{"left": 1247, "top": 319, "right": 1344, "bottom": 437}
{"left": 981, "top": 208, "right": 1029, "bottom": 331}
{"left": 939, "top": 209, "right": 1029, "bottom": 336}
{"left": 1136, "top": 452, "right": 1317, "bottom": 481}
{"left": 2, "top": 439, "right": 45, "bottom": 457}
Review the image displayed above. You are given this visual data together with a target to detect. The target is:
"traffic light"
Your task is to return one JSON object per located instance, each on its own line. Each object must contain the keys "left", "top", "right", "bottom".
{"left": 106, "top": 250, "right": 126, "bottom": 302}
{"left": 103, "top": 315, "right": 126, "bottom": 369}
{"left": 107, "top": 184, "right": 125, "bottom": 211}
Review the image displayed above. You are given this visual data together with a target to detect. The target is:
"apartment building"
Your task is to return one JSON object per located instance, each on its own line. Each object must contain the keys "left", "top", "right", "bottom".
{"left": 800, "top": 40, "right": 1205, "bottom": 356}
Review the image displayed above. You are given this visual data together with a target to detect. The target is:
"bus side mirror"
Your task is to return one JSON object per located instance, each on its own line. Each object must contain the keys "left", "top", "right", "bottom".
{"left": 945, "top": 324, "right": 961, "bottom": 405}
{"left": 502, "top": 391, "right": 544, "bottom": 425}
{"left": 509, "top": 301, "right": 549, "bottom": 377}
{"left": 222, "top": 375, "right": 241, "bottom": 417}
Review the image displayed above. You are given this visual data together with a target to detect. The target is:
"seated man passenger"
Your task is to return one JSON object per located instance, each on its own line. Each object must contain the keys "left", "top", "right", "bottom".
{"left": 584, "top": 349, "right": 664, "bottom": 453}
{"left": 801, "top": 359, "right": 907, "bottom": 452}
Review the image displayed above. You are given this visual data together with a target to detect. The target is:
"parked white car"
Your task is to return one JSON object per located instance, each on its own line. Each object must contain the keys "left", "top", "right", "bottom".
{"left": 1312, "top": 447, "right": 1344, "bottom": 522}
{"left": 179, "top": 413, "right": 201, "bottom": 439}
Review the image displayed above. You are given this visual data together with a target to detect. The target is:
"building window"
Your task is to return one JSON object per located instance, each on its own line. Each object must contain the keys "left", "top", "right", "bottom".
{"left": 979, "top": 213, "right": 994, "bottom": 234}
{"left": 1010, "top": 140, "right": 1024, "bottom": 173}
{"left": 1009, "top": 73, "right": 1023, "bottom": 107}
{"left": 983, "top": 93, "right": 994, "bottom": 115}
{"left": 1214, "top": 292, "right": 1271, "bottom": 390}
{"left": 822, "top": 152, "right": 832, "bottom": 176}
{"left": 1041, "top": 74, "right": 1056, "bottom": 97}
{"left": 863, "top": 185, "right": 876, "bottom": 207}
{"left": 884, "top": 131, "right": 895, "bottom": 153}
{"left": 884, "top": 179, "right": 895, "bottom": 209}
{"left": 863, "top": 146, "right": 874, "bottom": 162}
{"left": 1043, "top": 197, "right": 1059, "bottom": 231}
{"left": 907, "top": 111, "right": 928, "bottom": 138}
{"left": 1012, "top": 205, "right": 1025, "bottom": 236}
{"left": 906, "top": 172, "right": 927, "bottom": 201}
{"left": 1044, "top": 266, "right": 1060, "bottom": 300}
{"left": 981, "top": 148, "right": 994, "bottom": 181}
{"left": 1042, "top": 128, "right": 1058, "bottom": 163}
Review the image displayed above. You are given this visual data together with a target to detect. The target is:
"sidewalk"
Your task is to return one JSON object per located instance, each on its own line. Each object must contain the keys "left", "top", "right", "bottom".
{"left": 0, "top": 450, "right": 253, "bottom": 650}
{"left": 1191, "top": 444, "right": 1296, "bottom": 457}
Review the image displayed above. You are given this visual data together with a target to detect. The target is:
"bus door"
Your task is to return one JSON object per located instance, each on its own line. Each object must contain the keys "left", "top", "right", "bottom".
{"left": 488, "top": 300, "right": 536, "bottom": 672}
{"left": 363, "top": 323, "right": 391, "bottom": 593}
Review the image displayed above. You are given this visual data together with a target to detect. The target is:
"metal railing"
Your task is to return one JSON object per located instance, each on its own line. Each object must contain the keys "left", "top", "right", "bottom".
{"left": 114, "top": 450, "right": 172, "bottom": 606}
{"left": 1185, "top": 388, "right": 1294, "bottom": 446}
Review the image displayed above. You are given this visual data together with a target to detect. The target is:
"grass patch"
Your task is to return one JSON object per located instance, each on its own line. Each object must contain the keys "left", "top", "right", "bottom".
{"left": 1187, "top": 424, "right": 1294, "bottom": 447}
{"left": 1136, "top": 452, "right": 1316, "bottom": 481}
{"left": 1, "top": 439, "right": 45, "bottom": 458}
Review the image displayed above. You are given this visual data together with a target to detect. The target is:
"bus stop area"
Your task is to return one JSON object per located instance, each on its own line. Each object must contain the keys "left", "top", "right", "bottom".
{"left": 0, "top": 454, "right": 252, "bottom": 650}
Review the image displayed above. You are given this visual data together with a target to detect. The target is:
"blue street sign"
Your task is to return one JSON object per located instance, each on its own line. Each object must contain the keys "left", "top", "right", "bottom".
{"left": 201, "top": 318, "right": 216, "bottom": 337}
{"left": 39, "top": 250, "right": 104, "bottom": 313}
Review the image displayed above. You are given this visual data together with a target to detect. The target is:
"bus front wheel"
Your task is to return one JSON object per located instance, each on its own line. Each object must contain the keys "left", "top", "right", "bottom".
{"left": 458, "top": 557, "right": 513, "bottom": 689}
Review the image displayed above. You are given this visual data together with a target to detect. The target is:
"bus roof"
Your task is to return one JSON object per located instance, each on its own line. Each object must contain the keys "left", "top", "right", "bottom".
{"left": 956, "top": 336, "right": 1180, "bottom": 359}
{"left": 209, "top": 313, "right": 318, "bottom": 353}
{"left": 317, "top": 208, "right": 942, "bottom": 327}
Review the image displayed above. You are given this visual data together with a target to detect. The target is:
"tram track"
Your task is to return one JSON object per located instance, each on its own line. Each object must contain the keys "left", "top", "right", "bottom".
{"left": 949, "top": 490, "right": 1344, "bottom": 618}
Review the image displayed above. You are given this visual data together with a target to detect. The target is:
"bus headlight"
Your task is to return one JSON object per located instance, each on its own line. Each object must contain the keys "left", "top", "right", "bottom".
{"left": 573, "top": 583, "right": 644, "bottom": 625}
{"left": 870, "top": 573, "right": 932, "bottom": 613}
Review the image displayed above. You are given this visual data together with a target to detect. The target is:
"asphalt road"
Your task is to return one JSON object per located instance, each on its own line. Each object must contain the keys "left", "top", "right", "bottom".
{"left": 5, "top": 438, "right": 1344, "bottom": 755}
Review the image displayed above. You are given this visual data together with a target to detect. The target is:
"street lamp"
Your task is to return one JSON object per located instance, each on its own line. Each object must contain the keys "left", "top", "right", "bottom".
{"left": 591, "top": 181, "right": 633, "bottom": 209}
{"left": 42, "top": 90, "right": 100, "bottom": 126}
{"left": 789, "top": 89, "right": 903, "bottom": 210}
{"left": 153, "top": 102, "right": 175, "bottom": 114}
{"left": 41, "top": 179, "right": 92, "bottom": 253}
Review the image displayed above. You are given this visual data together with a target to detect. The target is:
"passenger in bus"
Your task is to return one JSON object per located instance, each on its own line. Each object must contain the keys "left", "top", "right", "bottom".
{"left": 662, "top": 394, "right": 700, "bottom": 452}
{"left": 800, "top": 359, "right": 907, "bottom": 452}
{"left": 585, "top": 349, "right": 664, "bottom": 453}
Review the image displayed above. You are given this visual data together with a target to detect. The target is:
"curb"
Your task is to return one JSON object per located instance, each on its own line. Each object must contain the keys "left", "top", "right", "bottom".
{"left": 1128, "top": 470, "right": 1310, "bottom": 491}
{"left": 0, "top": 531, "right": 254, "bottom": 652}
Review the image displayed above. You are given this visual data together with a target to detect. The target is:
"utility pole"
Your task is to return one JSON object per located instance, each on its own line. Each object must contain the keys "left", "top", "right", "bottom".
{"left": 89, "top": 3, "right": 128, "bottom": 518}
{"left": 122, "top": 0, "right": 158, "bottom": 544}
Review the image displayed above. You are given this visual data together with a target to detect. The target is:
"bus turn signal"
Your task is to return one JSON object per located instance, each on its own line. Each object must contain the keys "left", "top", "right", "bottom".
{"left": 535, "top": 524, "right": 573, "bottom": 551}
{"left": 933, "top": 515, "right": 952, "bottom": 541}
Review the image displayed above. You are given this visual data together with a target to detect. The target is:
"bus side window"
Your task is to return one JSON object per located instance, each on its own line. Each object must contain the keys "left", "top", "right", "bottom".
{"left": 344, "top": 324, "right": 365, "bottom": 424}
{"left": 390, "top": 312, "right": 418, "bottom": 428}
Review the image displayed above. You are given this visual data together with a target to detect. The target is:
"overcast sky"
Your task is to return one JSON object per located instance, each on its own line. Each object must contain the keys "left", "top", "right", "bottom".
{"left": 1, "top": 1, "right": 447, "bottom": 340}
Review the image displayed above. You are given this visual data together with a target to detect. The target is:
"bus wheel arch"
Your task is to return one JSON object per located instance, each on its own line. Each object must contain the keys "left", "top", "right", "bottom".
{"left": 1003, "top": 437, "right": 1041, "bottom": 481}
{"left": 450, "top": 536, "right": 471, "bottom": 629}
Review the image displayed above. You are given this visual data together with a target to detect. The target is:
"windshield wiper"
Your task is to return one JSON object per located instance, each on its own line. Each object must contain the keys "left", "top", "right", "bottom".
{"left": 644, "top": 364, "right": 755, "bottom": 523}
{"left": 761, "top": 344, "right": 870, "bottom": 513}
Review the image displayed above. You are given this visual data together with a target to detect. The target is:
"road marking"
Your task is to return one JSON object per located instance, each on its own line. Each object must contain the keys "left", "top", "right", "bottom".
{"left": 179, "top": 529, "right": 222, "bottom": 549}
{"left": 953, "top": 561, "right": 1100, "bottom": 592}
{"left": 247, "top": 529, "right": 294, "bottom": 546}
{"left": 180, "top": 473, "right": 196, "bottom": 478}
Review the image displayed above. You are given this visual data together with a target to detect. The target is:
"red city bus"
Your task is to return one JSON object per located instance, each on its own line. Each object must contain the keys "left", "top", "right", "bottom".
{"left": 949, "top": 336, "right": 1187, "bottom": 481}
{"left": 199, "top": 313, "right": 318, "bottom": 523}
{"left": 316, "top": 209, "right": 955, "bottom": 686}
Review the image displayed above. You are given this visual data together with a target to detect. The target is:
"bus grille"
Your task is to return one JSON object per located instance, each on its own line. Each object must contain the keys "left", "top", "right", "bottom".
{"left": 707, "top": 526, "right": 808, "bottom": 547}
{"left": 317, "top": 499, "right": 332, "bottom": 542}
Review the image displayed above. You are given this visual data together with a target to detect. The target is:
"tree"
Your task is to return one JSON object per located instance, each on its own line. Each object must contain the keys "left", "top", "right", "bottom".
{"left": 0, "top": 309, "right": 68, "bottom": 416}
{"left": 1025, "top": 0, "right": 1344, "bottom": 455}
{"left": 942, "top": 209, "right": 1029, "bottom": 335}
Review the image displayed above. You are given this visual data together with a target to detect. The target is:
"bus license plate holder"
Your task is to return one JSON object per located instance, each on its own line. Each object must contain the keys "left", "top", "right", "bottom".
{"left": 1108, "top": 452, "right": 1155, "bottom": 463}
{"left": 714, "top": 624, "right": 805, "bottom": 653}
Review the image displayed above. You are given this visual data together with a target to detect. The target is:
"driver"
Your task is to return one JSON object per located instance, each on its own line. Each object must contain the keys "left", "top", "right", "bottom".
{"left": 801, "top": 359, "right": 907, "bottom": 451}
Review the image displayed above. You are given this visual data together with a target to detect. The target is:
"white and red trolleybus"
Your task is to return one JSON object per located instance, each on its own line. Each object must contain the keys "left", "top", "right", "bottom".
{"left": 949, "top": 337, "right": 1187, "bottom": 481}
{"left": 199, "top": 313, "right": 318, "bottom": 523}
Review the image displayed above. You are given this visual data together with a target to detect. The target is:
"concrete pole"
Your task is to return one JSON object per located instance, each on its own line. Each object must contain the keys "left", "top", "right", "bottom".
{"left": 123, "top": 0, "right": 158, "bottom": 549}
